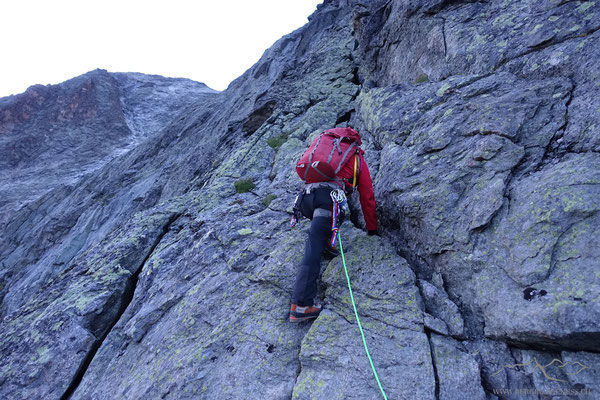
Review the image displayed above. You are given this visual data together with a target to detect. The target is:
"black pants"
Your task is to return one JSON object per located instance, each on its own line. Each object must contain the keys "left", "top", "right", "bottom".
{"left": 292, "top": 187, "right": 334, "bottom": 307}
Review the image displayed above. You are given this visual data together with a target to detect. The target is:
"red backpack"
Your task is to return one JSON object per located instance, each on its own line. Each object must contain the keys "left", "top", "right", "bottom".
{"left": 296, "top": 127, "right": 361, "bottom": 184}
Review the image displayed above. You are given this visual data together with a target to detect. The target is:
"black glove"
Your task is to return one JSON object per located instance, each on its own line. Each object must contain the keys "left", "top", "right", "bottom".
{"left": 368, "top": 230, "right": 379, "bottom": 236}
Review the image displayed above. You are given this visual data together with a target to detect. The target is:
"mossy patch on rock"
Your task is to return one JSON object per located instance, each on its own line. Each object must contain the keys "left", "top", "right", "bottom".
{"left": 263, "top": 194, "right": 277, "bottom": 208}
{"left": 267, "top": 134, "right": 289, "bottom": 152}
{"left": 414, "top": 73, "right": 429, "bottom": 84}
{"left": 234, "top": 178, "right": 255, "bottom": 193}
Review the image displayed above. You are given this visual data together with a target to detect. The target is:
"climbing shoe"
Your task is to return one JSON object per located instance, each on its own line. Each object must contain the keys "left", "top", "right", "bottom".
{"left": 290, "top": 303, "right": 323, "bottom": 323}
{"left": 322, "top": 244, "right": 340, "bottom": 259}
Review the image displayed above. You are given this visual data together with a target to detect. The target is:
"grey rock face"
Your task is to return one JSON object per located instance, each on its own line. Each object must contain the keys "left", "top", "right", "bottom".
{"left": 68, "top": 201, "right": 310, "bottom": 399}
{"left": 1, "top": 0, "right": 599, "bottom": 399}
{"left": 0, "top": 72, "right": 217, "bottom": 322}
{"left": 473, "top": 153, "right": 600, "bottom": 350}
{"left": 430, "top": 333, "right": 486, "bottom": 400}
{"left": 418, "top": 279, "right": 464, "bottom": 338}
{"left": 353, "top": 0, "right": 600, "bottom": 353}
{"left": 0, "top": 210, "right": 179, "bottom": 399}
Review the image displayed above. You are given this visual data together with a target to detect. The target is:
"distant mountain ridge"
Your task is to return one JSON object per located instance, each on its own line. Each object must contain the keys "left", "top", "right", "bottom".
{"left": 0, "top": 69, "right": 216, "bottom": 227}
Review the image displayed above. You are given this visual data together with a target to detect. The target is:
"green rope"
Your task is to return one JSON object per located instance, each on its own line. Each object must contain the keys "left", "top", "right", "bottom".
{"left": 337, "top": 233, "right": 388, "bottom": 400}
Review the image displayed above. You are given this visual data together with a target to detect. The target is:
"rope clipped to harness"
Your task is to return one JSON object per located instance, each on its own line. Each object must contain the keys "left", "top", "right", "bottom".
{"left": 330, "top": 202, "right": 340, "bottom": 247}
{"left": 338, "top": 232, "right": 388, "bottom": 400}
{"left": 329, "top": 189, "right": 347, "bottom": 247}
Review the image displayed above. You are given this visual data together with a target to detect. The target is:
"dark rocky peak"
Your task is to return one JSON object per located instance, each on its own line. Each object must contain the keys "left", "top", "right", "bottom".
{"left": 0, "top": 69, "right": 126, "bottom": 169}
{"left": 1, "top": 69, "right": 114, "bottom": 128}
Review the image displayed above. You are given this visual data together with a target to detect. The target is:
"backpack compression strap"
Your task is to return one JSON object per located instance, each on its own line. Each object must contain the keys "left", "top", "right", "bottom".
{"left": 304, "top": 134, "right": 324, "bottom": 181}
{"left": 334, "top": 141, "right": 359, "bottom": 175}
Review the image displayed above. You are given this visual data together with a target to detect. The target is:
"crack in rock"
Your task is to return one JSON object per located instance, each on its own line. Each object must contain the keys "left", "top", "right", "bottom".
{"left": 61, "top": 213, "right": 181, "bottom": 400}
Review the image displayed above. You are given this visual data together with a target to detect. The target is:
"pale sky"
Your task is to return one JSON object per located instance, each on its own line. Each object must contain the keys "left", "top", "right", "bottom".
{"left": 0, "top": 0, "right": 323, "bottom": 97}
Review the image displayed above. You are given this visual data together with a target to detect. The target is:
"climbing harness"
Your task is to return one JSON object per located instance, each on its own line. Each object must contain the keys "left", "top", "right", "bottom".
{"left": 290, "top": 183, "right": 343, "bottom": 229}
{"left": 329, "top": 189, "right": 349, "bottom": 247}
{"left": 338, "top": 232, "right": 388, "bottom": 400}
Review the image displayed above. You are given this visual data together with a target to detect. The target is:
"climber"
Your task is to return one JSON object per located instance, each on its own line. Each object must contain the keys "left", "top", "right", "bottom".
{"left": 290, "top": 127, "right": 378, "bottom": 323}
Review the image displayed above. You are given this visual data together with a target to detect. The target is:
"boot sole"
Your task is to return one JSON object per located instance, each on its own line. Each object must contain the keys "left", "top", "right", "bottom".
{"left": 289, "top": 314, "right": 319, "bottom": 323}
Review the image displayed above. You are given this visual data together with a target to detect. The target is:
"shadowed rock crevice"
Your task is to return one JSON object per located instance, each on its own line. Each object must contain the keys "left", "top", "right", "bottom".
{"left": 425, "top": 330, "right": 441, "bottom": 400}
{"left": 538, "top": 79, "right": 575, "bottom": 168}
{"left": 242, "top": 100, "right": 277, "bottom": 135}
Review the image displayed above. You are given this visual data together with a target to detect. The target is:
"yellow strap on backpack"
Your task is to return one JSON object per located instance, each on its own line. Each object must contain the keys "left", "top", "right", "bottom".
{"left": 352, "top": 153, "right": 359, "bottom": 188}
